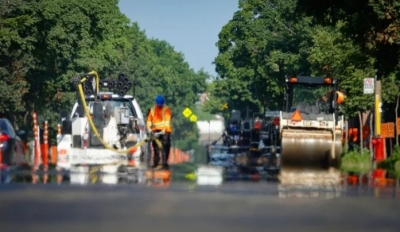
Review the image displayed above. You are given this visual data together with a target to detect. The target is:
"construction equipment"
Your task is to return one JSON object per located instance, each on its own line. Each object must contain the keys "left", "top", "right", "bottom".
{"left": 57, "top": 71, "right": 157, "bottom": 182}
{"left": 223, "top": 110, "right": 242, "bottom": 146}
{"left": 208, "top": 109, "right": 280, "bottom": 180}
{"left": 279, "top": 75, "right": 345, "bottom": 185}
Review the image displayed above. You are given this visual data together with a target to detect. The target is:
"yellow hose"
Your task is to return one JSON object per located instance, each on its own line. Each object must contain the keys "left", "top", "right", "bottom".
{"left": 77, "top": 71, "right": 162, "bottom": 154}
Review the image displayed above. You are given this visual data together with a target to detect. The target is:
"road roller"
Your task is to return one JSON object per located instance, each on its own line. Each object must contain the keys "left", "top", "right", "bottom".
{"left": 278, "top": 75, "right": 345, "bottom": 185}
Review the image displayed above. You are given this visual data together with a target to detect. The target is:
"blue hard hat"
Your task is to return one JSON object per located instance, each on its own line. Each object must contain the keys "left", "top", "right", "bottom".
{"left": 155, "top": 95, "right": 165, "bottom": 106}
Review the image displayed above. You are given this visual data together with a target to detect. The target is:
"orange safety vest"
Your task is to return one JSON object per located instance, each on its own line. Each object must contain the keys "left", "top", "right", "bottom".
{"left": 254, "top": 121, "right": 261, "bottom": 129}
{"left": 146, "top": 105, "right": 172, "bottom": 132}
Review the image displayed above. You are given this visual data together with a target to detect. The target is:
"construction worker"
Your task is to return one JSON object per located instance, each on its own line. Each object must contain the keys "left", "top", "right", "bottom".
{"left": 146, "top": 95, "right": 172, "bottom": 170}
{"left": 253, "top": 117, "right": 262, "bottom": 130}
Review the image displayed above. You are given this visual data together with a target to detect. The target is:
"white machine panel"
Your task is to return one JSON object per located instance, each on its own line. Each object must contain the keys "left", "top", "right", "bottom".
{"left": 69, "top": 149, "right": 127, "bottom": 165}
{"left": 114, "top": 107, "right": 130, "bottom": 124}
{"left": 72, "top": 117, "right": 88, "bottom": 137}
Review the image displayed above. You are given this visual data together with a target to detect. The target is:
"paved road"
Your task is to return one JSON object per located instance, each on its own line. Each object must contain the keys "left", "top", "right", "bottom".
{"left": 0, "top": 183, "right": 399, "bottom": 232}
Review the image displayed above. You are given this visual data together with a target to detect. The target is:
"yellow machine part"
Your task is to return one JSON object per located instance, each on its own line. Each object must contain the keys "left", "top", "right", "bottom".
{"left": 280, "top": 129, "right": 342, "bottom": 171}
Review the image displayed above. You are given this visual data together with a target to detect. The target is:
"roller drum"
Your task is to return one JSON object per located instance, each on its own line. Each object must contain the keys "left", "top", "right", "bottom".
{"left": 280, "top": 129, "right": 342, "bottom": 171}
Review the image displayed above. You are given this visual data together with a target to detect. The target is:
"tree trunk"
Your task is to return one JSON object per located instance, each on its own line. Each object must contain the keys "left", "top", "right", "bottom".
{"left": 362, "top": 110, "right": 370, "bottom": 125}
{"left": 359, "top": 110, "right": 363, "bottom": 155}
{"left": 396, "top": 94, "right": 399, "bottom": 145}
{"left": 23, "top": 111, "right": 30, "bottom": 126}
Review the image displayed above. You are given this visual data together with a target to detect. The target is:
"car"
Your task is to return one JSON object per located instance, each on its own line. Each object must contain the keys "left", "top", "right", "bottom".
{"left": 0, "top": 118, "right": 25, "bottom": 167}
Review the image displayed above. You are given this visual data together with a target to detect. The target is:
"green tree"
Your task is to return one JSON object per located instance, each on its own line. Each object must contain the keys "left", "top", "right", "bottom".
{"left": 306, "top": 22, "right": 376, "bottom": 117}
{"left": 0, "top": 0, "right": 35, "bottom": 125}
{"left": 211, "top": 0, "right": 400, "bottom": 119}
{"left": 0, "top": 0, "right": 209, "bottom": 150}
{"left": 212, "top": 0, "right": 314, "bottom": 113}
{"left": 120, "top": 37, "right": 209, "bottom": 150}
{"left": 296, "top": 0, "right": 400, "bottom": 76}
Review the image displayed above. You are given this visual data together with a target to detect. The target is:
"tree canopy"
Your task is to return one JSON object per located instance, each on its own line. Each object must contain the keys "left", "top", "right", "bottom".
{"left": 206, "top": 0, "right": 400, "bottom": 118}
{"left": 297, "top": 0, "right": 400, "bottom": 76}
{"left": 4, "top": 0, "right": 400, "bottom": 149}
{"left": 0, "top": 0, "right": 209, "bottom": 149}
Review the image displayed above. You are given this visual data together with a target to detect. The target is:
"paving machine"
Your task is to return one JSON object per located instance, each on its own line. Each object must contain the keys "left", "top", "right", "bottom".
{"left": 211, "top": 109, "right": 280, "bottom": 180}
{"left": 278, "top": 75, "right": 345, "bottom": 185}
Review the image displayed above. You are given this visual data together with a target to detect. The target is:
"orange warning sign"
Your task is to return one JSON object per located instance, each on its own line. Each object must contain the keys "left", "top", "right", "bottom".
{"left": 291, "top": 110, "right": 302, "bottom": 122}
{"left": 388, "top": 122, "right": 395, "bottom": 138}
{"left": 380, "top": 123, "right": 388, "bottom": 138}
{"left": 397, "top": 118, "right": 400, "bottom": 133}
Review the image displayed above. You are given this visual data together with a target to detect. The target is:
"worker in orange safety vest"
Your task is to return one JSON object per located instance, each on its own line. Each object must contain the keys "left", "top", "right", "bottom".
{"left": 146, "top": 95, "right": 172, "bottom": 170}
{"left": 253, "top": 117, "right": 262, "bottom": 130}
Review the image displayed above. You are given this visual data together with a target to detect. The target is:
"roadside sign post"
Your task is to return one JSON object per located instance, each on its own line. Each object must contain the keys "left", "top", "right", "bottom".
{"left": 182, "top": 108, "right": 193, "bottom": 118}
{"left": 363, "top": 78, "right": 374, "bottom": 94}
{"left": 182, "top": 107, "right": 197, "bottom": 123}
{"left": 369, "top": 72, "right": 385, "bottom": 181}
{"left": 190, "top": 115, "right": 197, "bottom": 122}
{"left": 366, "top": 73, "right": 382, "bottom": 139}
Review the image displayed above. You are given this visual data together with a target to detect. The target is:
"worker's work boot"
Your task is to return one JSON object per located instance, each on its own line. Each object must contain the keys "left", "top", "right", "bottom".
{"left": 152, "top": 163, "right": 162, "bottom": 169}
{"left": 162, "top": 163, "right": 169, "bottom": 170}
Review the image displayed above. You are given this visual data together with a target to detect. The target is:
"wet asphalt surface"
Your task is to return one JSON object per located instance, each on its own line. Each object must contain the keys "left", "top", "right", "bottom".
{"left": 0, "top": 181, "right": 400, "bottom": 232}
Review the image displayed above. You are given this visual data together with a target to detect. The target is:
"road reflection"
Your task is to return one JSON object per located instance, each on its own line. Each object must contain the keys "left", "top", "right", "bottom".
{"left": 0, "top": 167, "right": 399, "bottom": 199}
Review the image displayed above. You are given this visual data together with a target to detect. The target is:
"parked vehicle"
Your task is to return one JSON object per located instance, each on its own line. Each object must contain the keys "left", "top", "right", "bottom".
{"left": 0, "top": 118, "right": 25, "bottom": 167}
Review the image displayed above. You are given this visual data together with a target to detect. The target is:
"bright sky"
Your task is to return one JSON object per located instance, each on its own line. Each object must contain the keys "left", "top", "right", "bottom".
{"left": 118, "top": 0, "right": 239, "bottom": 77}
